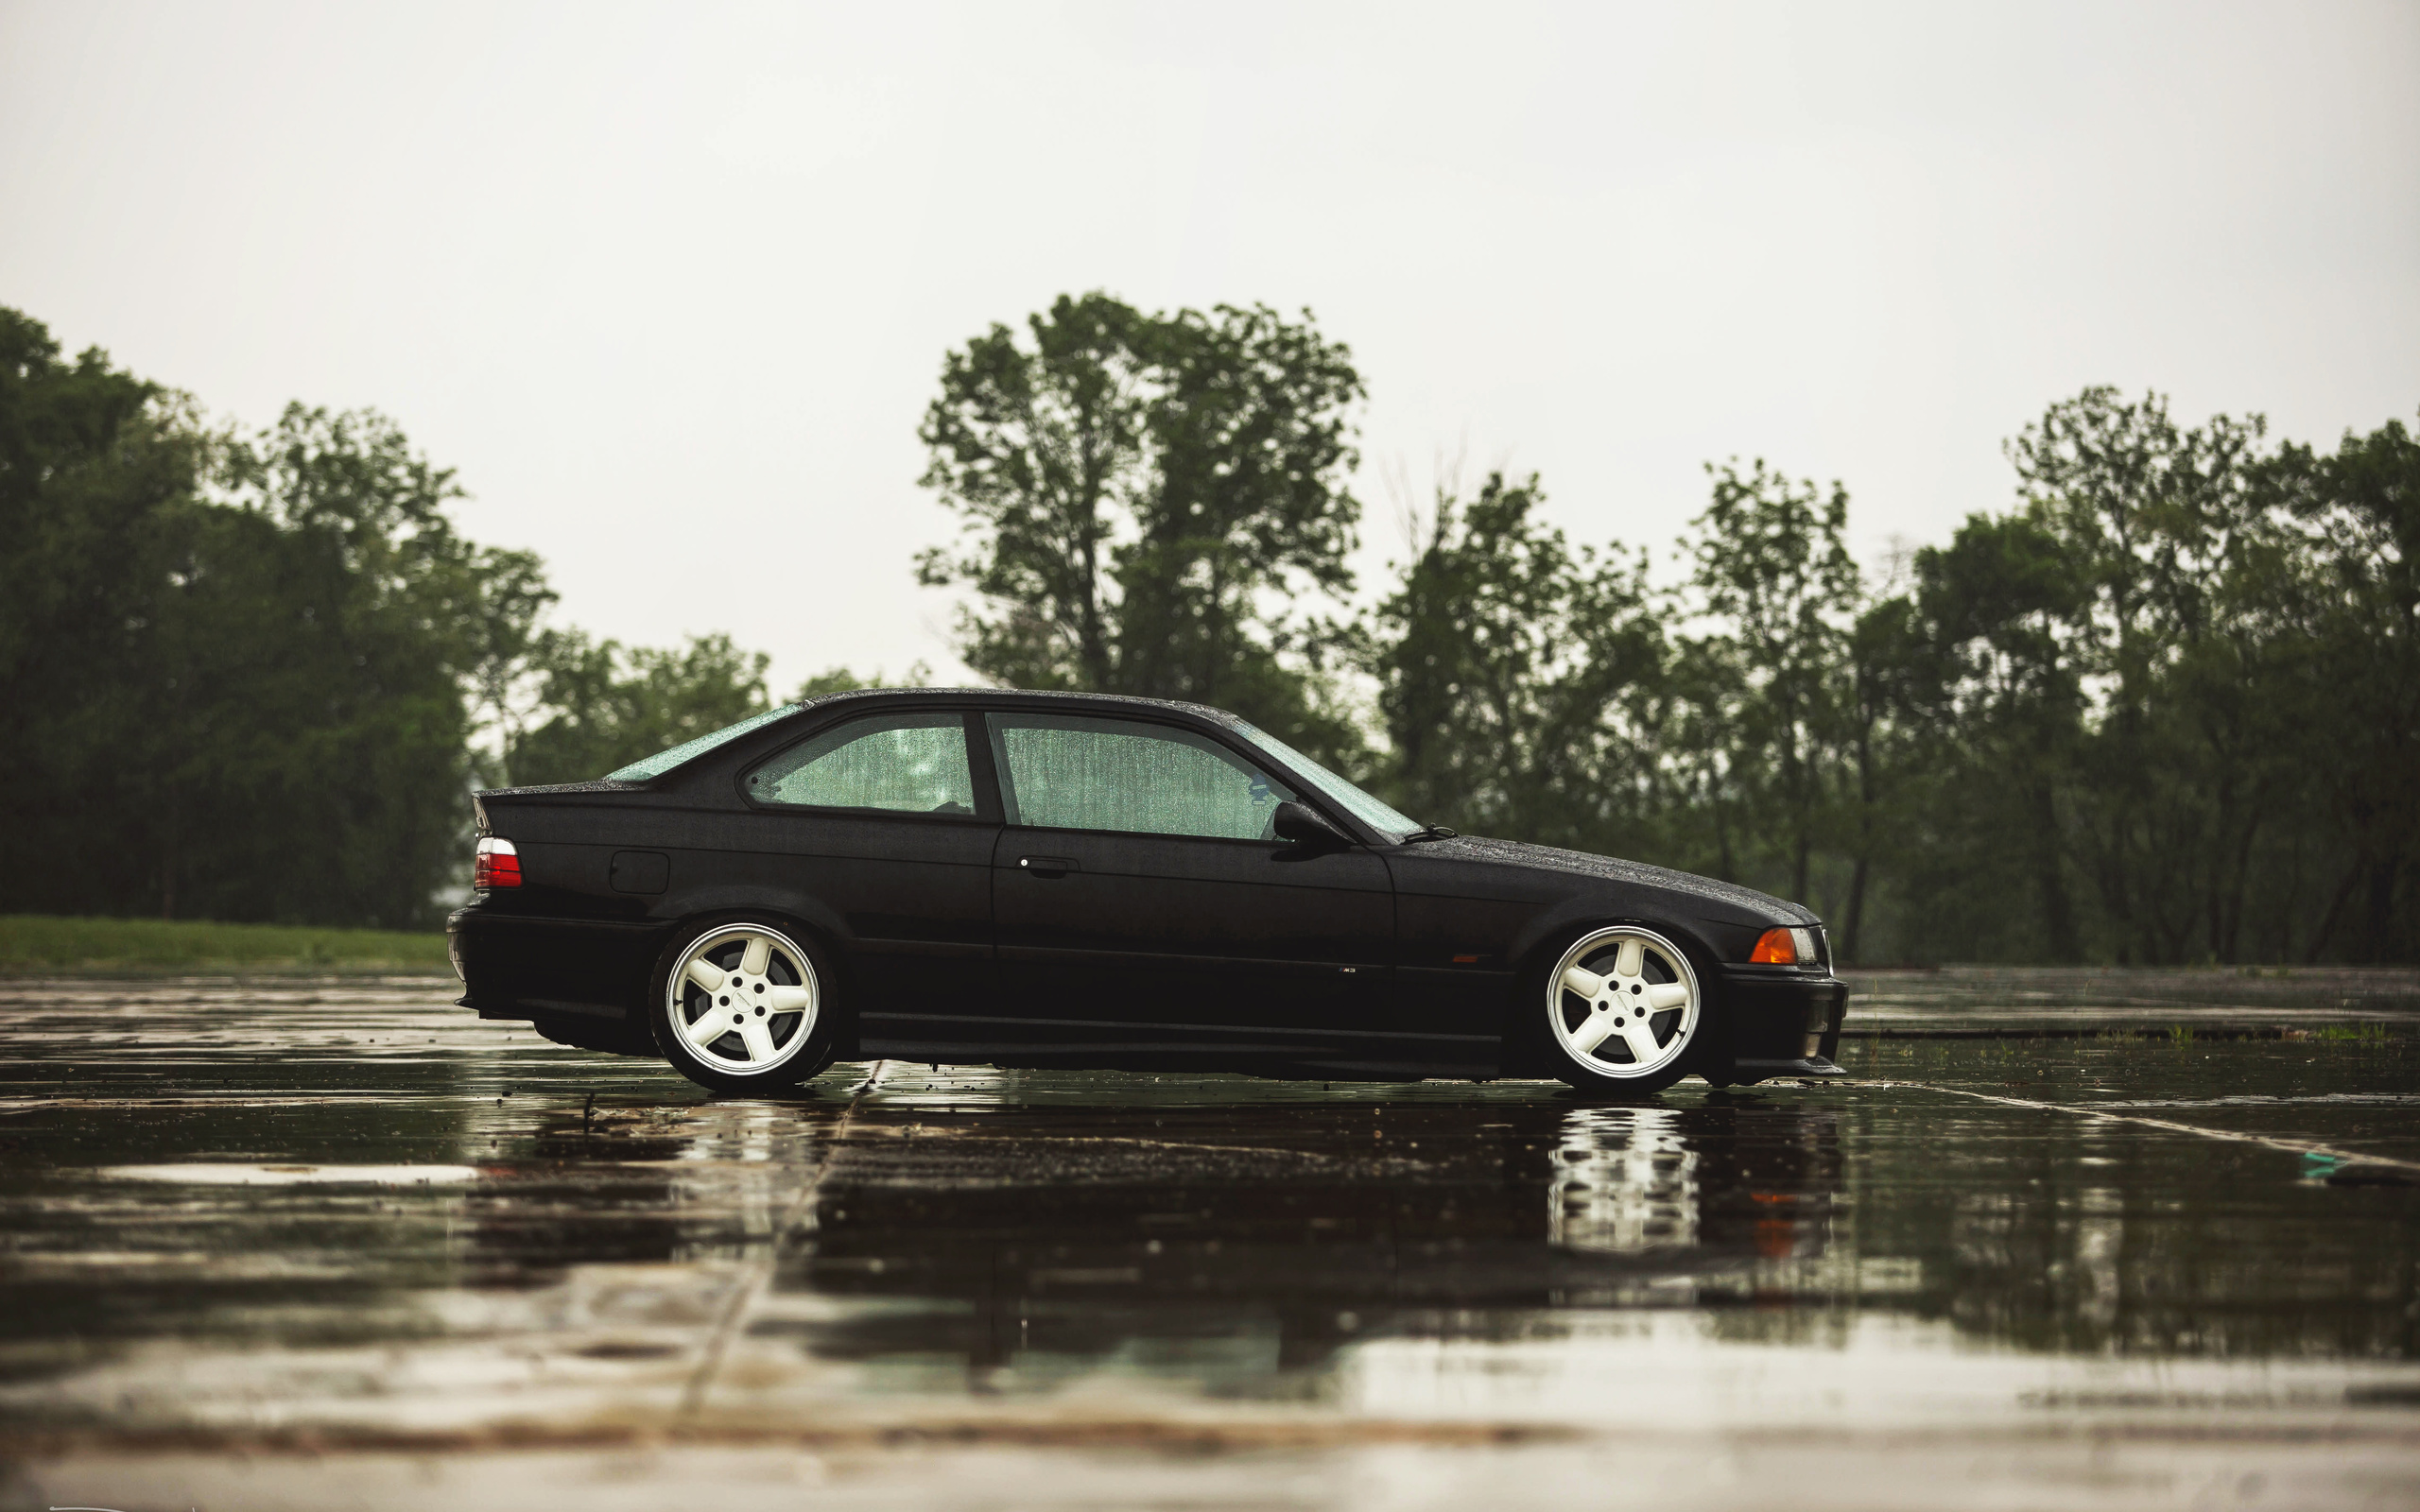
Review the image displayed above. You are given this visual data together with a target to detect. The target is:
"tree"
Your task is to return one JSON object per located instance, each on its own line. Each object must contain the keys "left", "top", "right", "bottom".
{"left": 0, "top": 323, "right": 493, "bottom": 928}
{"left": 1682, "top": 461, "right": 1860, "bottom": 903}
{"left": 508, "top": 631, "right": 773, "bottom": 787}
{"left": 1908, "top": 512, "right": 2089, "bottom": 960}
{"left": 0, "top": 302, "right": 894, "bottom": 929}
{"left": 2007, "top": 388, "right": 2289, "bottom": 963}
{"left": 156, "top": 404, "right": 482, "bottom": 925}
{"left": 918, "top": 293, "right": 1367, "bottom": 763}
{"left": 0, "top": 311, "right": 198, "bottom": 916}
{"left": 2265, "top": 414, "right": 2420, "bottom": 960}
{"left": 1364, "top": 473, "right": 1664, "bottom": 845}
{"left": 1837, "top": 593, "right": 1926, "bottom": 962}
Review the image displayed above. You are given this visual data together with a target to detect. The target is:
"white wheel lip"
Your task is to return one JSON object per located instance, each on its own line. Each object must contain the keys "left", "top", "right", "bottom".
{"left": 1547, "top": 925, "right": 1701, "bottom": 1079}
{"left": 666, "top": 923, "right": 819, "bottom": 1076}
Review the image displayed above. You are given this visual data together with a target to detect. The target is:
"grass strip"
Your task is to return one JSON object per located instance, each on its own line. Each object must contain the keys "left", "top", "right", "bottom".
{"left": 0, "top": 914, "right": 451, "bottom": 974}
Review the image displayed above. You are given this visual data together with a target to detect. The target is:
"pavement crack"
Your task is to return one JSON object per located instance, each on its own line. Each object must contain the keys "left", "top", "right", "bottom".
{"left": 1869, "top": 1080, "right": 2420, "bottom": 1174}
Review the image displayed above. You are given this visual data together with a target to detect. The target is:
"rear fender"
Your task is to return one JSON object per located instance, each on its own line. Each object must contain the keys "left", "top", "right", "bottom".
{"left": 656, "top": 885, "right": 854, "bottom": 954}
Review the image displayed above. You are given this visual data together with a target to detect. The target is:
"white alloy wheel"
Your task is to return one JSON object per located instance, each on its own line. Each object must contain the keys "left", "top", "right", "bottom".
{"left": 1547, "top": 926, "right": 1701, "bottom": 1081}
{"left": 664, "top": 923, "right": 820, "bottom": 1077}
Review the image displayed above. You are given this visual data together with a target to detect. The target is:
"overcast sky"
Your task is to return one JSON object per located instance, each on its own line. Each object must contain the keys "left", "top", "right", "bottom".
{"left": 5, "top": 1, "right": 2416, "bottom": 691}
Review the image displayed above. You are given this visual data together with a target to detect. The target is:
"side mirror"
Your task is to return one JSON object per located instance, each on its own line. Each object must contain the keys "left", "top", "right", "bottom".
{"left": 1274, "top": 799, "right": 1349, "bottom": 848}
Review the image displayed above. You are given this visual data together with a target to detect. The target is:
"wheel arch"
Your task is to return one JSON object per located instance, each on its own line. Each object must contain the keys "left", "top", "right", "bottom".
{"left": 1507, "top": 902, "right": 1728, "bottom": 992}
{"left": 649, "top": 892, "right": 863, "bottom": 1033}
{"left": 1500, "top": 907, "right": 1732, "bottom": 1077}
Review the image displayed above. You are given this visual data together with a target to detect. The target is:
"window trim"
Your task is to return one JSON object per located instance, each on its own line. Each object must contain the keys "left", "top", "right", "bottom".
{"left": 979, "top": 708, "right": 1346, "bottom": 846}
{"left": 734, "top": 708, "right": 1000, "bottom": 824}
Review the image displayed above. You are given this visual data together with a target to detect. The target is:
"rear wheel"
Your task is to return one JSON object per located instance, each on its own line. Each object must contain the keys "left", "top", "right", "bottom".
{"left": 1538, "top": 925, "right": 1708, "bottom": 1097}
{"left": 648, "top": 919, "right": 839, "bottom": 1094}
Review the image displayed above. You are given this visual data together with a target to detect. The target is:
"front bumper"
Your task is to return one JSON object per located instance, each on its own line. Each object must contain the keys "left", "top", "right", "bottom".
{"left": 1716, "top": 966, "right": 1848, "bottom": 1082}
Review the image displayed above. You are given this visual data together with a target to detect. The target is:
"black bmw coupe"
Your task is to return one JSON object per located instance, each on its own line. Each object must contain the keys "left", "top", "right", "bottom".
{"left": 449, "top": 689, "right": 1848, "bottom": 1096}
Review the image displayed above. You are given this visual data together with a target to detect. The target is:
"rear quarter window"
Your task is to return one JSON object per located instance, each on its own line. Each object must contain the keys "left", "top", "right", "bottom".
{"left": 745, "top": 712, "right": 977, "bottom": 816}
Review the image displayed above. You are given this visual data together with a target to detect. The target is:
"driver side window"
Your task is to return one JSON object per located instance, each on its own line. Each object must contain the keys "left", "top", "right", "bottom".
{"left": 988, "top": 713, "right": 1295, "bottom": 840}
{"left": 745, "top": 712, "right": 977, "bottom": 816}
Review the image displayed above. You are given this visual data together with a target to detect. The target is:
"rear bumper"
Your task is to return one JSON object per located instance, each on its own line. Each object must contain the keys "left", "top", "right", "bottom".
{"left": 1716, "top": 967, "right": 1849, "bottom": 1082}
{"left": 447, "top": 906, "right": 666, "bottom": 1024}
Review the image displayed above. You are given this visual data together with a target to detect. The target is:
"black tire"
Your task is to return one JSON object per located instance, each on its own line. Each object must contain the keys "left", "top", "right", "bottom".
{"left": 647, "top": 916, "right": 842, "bottom": 1095}
{"left": 1528, "top": 923, "right": 1720, "bottom": 1098}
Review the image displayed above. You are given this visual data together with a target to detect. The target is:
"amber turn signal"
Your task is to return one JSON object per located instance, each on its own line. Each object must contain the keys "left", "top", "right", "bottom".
{"left": 1749, "top": 927, "right": 1798, "bottom": 964}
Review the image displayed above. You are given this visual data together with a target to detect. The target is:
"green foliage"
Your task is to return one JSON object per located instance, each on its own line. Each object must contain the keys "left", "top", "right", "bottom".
{"left": 1682, "top": 461, "right": 1861, "bottom": 901}
{"left": 0, "top": 304, "right": 876, "bottom": 928}
{"left": 2262, "top": 417, "right": 2420, "bottom": 962}
{"left": 10, "top": 288, "right": 2415, "bottom": 964}
{"left": 506, "top": 631, "right": 774, "bottom": 787}
{"left": 501, "top": 642, "right": 926, "bottom": 787}
{"left": 1355, "top": 392, "right": 2420, "bottom": 965}
{"left": 1366, "top": 472, "right": 1663, "bottom": 850}
{"left": 0, "top": 318, "right": 478, "bottom": 928}
{"left": 917, "top": 292, "right": 1368, "bottom": 765}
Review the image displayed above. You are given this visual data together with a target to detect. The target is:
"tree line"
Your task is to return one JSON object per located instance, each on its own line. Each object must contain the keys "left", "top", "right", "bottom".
{"left": 4, "top": 298, "right": 2413, "bottom": 960}
{"left": 916, "top": 295, "right": 2419, "bottom": 965}
{"left": 0, "top": 307, "right": 844, "bottom": 927}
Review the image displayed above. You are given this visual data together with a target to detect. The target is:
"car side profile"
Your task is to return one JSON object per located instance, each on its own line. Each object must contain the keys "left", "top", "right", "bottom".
{"left": 448, "top": 689, "right": 1848, "bottom": 1096}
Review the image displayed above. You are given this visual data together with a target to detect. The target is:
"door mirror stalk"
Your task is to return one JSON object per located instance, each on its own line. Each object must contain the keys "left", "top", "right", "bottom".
{"left": 1274, "top": 800, "right": 1350, "bottom": 849}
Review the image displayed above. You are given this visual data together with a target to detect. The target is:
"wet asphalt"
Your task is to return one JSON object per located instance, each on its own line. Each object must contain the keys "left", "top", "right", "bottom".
{"left": 1, "top": 971, "right": 2416, "bottom": 1511}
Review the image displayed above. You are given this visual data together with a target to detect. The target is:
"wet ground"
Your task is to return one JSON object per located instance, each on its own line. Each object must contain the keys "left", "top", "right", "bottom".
{"left": 2, "top": 970, "right": 2416, "bottom": 1510}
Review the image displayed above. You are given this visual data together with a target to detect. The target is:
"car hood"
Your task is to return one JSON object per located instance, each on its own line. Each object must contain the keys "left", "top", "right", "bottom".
{"left": 1410, "top": 833, "right": 1819, "bottom": 926}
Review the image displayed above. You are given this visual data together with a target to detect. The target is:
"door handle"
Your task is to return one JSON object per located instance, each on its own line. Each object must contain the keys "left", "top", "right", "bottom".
{"left": 1018, "top": 855, "right": 1079, "bottom": 878}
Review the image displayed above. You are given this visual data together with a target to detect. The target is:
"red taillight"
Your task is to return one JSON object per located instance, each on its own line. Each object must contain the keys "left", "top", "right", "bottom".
{"left": 475, "top": 836, "right": 521, "bottom": 889}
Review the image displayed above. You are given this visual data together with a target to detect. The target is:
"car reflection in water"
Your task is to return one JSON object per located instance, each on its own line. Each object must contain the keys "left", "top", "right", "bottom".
{"left": 458, "top": 1089, "right": 1846, "bottom": 1394}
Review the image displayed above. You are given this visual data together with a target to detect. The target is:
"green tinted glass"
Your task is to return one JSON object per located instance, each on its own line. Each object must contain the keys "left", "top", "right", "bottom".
{"left": 746, "top": 713, "right": 976, "bottom": 816}
{"left": 606, "top": 703, "right": 800, "bottom": 782}
{"left": 991, "top": 714, "right": 1294, "bottom": 840}
{"left": 1232, "top": 720, "right": 1421, "bottom": 839}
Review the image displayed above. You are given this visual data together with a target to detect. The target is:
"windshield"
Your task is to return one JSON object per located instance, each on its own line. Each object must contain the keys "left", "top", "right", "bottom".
{"left": 604, "top": 703, "right": 801, "bottom": 782}
{"left": 1231, "top": 721, "right": 1424, "bottom": 841}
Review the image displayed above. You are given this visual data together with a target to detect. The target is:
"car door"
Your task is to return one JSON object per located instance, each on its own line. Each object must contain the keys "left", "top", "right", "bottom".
{"left": 977, "top": 709, "right": 1395, "bottom": 1059}
{"left": 729, "top": 708, "right": 998, "bottom": 1034}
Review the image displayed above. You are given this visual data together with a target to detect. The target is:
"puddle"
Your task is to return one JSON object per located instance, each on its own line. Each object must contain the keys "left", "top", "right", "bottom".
{"left": 0, "top": 974, "right": 2412, "bottom": 1484}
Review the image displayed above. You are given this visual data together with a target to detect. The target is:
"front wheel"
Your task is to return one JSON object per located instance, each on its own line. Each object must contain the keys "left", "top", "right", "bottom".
{"left": 648, "top": 919, "right": 839, "bottom": 1094}
{"left": 1537, "top": 925, "right": 1711, "bottom": 1097}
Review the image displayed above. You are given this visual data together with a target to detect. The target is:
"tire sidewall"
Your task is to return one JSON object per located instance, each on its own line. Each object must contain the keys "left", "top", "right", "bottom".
{"left": 648, "top": 915, "right": 842, "bottom": 1094}
{"left": 1527, "top": 921, "right": 1725, "bottom": 1098}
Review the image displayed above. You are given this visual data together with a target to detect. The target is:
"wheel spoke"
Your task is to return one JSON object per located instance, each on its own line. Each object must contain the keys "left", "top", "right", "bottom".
{"left": 683, "top": 958, "right": 726, "bottom": 994}
{"left": 738, "top": 1017, "right": 779, "bottom": 1064}
{"left": 1647, "top": 981, "right": 1691, "bottom": 1010}
{"left": 1561, "top": 965, "right": 1607, "bottom": 1000}
{"left": 680, "top": 1005, "right": 731, "bottom": 1052}
{"left": 1570, "top": 1008, "right": 1622, "bottom": 1054}
{"left": 1619, "top": 1017, "right": 1666, "bottom": 1065}
{"left": 739, "top": 935, "right": 771, "bottom": 976}
{"left": 1614, "top": 938, "right": 1644, "bottom": 977}
{"left": 765, "top": 985, "right": 814, "bottom": 1013}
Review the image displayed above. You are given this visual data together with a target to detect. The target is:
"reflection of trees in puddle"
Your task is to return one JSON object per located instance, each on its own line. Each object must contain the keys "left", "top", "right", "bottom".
{"left": 666, "top": 1103, "right": 801, "bottom": 1257}
{"left": 458, "top": 1102, "right": 829, "bottom": 1284}
{"left": 444, "top": 1095, "right": 1862, "bottom": 1396}
{"left": 447, "top": 1086, "right": 2420, "bottom": 1392}
{"left": 771, "top": 1100, "right": 1856, "bottom": 1392}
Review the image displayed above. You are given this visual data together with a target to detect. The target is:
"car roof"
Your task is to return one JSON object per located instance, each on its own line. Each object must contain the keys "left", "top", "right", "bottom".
{"left": 806, "top": 687, "right": 1242, "bottom": 726}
